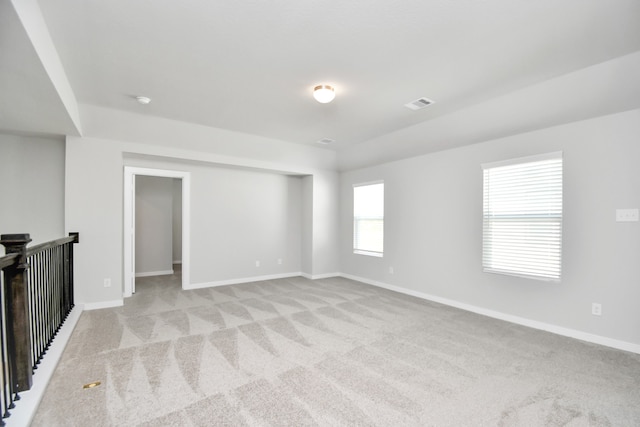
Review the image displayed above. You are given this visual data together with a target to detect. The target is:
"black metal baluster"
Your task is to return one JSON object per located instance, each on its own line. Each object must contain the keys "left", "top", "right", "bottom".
{"left": 40, "top": 250, "right": 47, "bottom": 359}
{"left": 49, "top": 248, "right": 55, "bottom": 346}
{"left": 45, "top": 248, "right": 52, "bottom": 355}
{"left": 27, "top": 254, "right": 36, "bottom": 370}
{"left": 62, "top": 244, "right": 69, "bottom": 319}
{"left": 54, "top": 246, "right": 61, "bottom": 335}
{"left": 0, "top": 269, "right": 10, "bottom": 422}
{"left": 36, "top": 252, "right": 43, "bottom": 365}
{"left": 50, "top": 247, "right": 56, "bottom": 350}
{"left": 35, "top": 252, "right": 43, "bottom": 364}
{"left": 37, "top": 252, "right": 43, "bottom": 364}
{"left": 51, "top": 247, "right": 57, "bottom": 347}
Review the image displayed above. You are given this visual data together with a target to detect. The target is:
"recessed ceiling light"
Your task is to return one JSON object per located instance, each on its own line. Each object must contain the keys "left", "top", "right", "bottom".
{"left": 316, "top": 138, "right": 334, "bottom": 145}
{"left": 313, "top": 85, "right": 335, "bottom": 104}
{"left": 135, "top": 96, "right": 151, "bottom": 105}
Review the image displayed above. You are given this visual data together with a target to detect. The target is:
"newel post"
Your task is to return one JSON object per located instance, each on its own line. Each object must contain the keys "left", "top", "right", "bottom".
{"left": 0, "top": 233, "right": 33, "bottom": 393}
{"left": 67, "top": 232, "right": 79, "bottom": 309}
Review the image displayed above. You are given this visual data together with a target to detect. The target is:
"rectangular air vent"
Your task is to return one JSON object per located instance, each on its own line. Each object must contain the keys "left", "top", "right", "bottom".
{"left": 404, "top": 97, "right": 434, "bottom": 111}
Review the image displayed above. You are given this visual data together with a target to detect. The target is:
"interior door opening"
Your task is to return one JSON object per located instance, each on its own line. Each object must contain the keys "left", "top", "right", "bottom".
{"left": 124, "top": 167, "right": 190, "bottom": 297}
{"left": 134, "top": 176, "right": 183, "bottom": 293}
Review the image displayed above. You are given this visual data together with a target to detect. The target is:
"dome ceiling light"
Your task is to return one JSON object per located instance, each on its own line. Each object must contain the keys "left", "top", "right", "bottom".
{"left": 136, "top": 96, "right": 151, "bottom": 105}
{"left": 313, "top": 85, "right": 335, "bottom": 104}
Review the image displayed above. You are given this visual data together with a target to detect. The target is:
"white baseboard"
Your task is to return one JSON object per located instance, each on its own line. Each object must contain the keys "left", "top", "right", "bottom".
{"left": 135, "top": 269, "right": 174, "bottom": 277}
{"left": 301, "top": 272, "right": 341, "bottom": 280}
{"left": 185, "top": 272, "right": 303, "bottom": 290}
{"left": 339, "top": 273, "right": 640, "bottom": 355}
{"left": 7, "top": 305, "right": 84, "bottom": 427}
{"left": 82, "top": 299, "right": 124, "bottom": 310}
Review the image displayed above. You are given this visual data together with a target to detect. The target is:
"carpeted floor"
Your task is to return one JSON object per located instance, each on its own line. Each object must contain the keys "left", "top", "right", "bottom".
{"left": 32, "top": 270, "right": 640, "bottom": 426}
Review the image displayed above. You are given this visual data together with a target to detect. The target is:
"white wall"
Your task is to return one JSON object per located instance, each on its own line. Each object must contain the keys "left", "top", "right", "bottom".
{"left": 301, "top": 176, "right": 313, "bottom": 274}
{"left": 134, "top": 168, "right": 298, "bottom": 282}
{"left": 65, "top": 137, "right": 123, "bottom": 304}
{"left": 65, "top": 108, "right": 339, "bottom": 304}
{"left": 0, "top": 133, "right": 65, "bottom": 253}
{"left": 311, "top": 172, "right": 340, "bottom": 276}
{"left": 340, "top": 109, "right": 640, "bottom": 347}
{"left": 126, "top": 157, "right": 303, "bottom": 285}
{"left": 297, "top": 173, "right": 341, "bottom": 279}
{"left": 135, "top": 175, "right": 174, "bottom": 275}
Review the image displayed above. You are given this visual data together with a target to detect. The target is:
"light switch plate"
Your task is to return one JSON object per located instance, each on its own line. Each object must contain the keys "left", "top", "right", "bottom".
{"left": 616, "top": 208, "right": 639, "bottom": 222}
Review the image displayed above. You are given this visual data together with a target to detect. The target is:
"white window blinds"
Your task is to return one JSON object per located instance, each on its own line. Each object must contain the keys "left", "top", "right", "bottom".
{"left": 353, "top": 182, "right": 384, "bottom": 256}
{"left": 482, "top": 152, "right": 563, "bottom": 281}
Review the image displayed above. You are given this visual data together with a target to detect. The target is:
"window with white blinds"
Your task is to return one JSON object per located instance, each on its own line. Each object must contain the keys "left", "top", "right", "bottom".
{"left": 482, "top": 152, "right": 563, "bottom": 281}
{"left": 353, "top": 182, "right": 384, "bottom": 257}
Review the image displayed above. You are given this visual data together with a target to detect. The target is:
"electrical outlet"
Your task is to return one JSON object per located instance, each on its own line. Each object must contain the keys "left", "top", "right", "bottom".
{"left": 277, "top": 258, "right": 282, "bottom": 265}
{"left": 103, "top": 278, "right": 111, "bottom": 288}
{"left": 389, "top": 266, "right": 394, "bottom": 274}
{"left": 255, "top": 260, "right": 260, "bottom": 267}
{"left": 592, "top": 303, "right": 602, "bottom": 316}
{"left": 616, "top": 208, "right": 639, "bottom": 222}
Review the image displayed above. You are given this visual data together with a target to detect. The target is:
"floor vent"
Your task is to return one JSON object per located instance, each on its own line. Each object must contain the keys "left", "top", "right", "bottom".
{"left": 83, "top": 381, "right": 102, "bottom": 389}
{"left": 404, "top": 97, "right": 434, "bottom": 111}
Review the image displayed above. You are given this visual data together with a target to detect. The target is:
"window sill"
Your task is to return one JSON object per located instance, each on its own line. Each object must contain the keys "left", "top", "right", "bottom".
{"left": 483, "top": 268, "right": 560, "bottom": 283}
{"left": 354, "top": 250, "right": 383, "bottom": 258}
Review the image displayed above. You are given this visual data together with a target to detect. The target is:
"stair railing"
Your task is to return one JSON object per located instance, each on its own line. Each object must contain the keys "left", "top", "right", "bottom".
{"left": 0, "top": 233, "right": 78, "bottom": 425}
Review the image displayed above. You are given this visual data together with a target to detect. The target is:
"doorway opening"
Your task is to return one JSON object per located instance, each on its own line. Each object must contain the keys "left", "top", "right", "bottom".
{"left": 134, "top": 175, "right": 182, "bottom": 291}
{"left": 124, "top": 167, "right": 191, "bottom": 297}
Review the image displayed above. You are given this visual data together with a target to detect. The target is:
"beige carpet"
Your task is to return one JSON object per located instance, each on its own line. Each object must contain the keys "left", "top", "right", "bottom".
{"left": 32, "top": 272, "right": 640, "bottom": 426}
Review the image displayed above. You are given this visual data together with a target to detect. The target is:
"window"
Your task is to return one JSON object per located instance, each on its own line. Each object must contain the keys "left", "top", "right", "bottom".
{"left": 482, "top": 152, "right": 563, "bottom": 281}
{"left": 353, "top": 182, "right": 384, "bottom": 256}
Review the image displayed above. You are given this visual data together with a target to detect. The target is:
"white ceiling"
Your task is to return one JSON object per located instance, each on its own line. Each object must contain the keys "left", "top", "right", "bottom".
{"left": 2, "top": 0, "right": 640, "bottom": 156}
{"left": 0, "top": 0, "right": 79, "bottom": 136}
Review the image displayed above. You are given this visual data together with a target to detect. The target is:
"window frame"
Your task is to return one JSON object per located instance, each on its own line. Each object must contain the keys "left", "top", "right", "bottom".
{"left": 353, "top": 181, "right": 384, "bottom": 258}
{"left": 481, "top": 152, "right": 563, "bottom": 282}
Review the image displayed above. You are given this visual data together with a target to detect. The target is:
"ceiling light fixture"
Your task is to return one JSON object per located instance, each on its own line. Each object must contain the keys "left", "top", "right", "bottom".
{"left": 313, "top": 85, "right": 335, "bottom": 104}
{"left": 136, "top": 96, "right": 151, "bottom": 105}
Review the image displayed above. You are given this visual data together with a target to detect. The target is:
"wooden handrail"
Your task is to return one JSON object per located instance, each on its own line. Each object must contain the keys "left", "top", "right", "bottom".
{"left": 26, "top": 233, "right": 78, "bottom": 257}
{"left": 0, "top": 253, "right": 18, "bottom": 270}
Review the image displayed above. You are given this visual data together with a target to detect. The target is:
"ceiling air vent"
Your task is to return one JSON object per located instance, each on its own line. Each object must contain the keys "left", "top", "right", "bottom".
{"left": 404, "top": 97, "right": 434, "bottom": 111}
{"left": 316, "top": 138, "right": 334, "bottom": 145}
